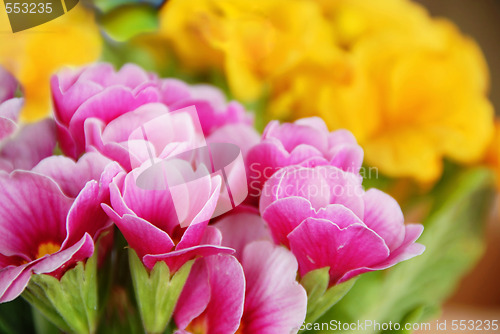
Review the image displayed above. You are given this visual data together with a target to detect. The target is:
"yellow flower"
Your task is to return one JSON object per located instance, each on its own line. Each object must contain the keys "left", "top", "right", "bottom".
{"left": 159, "top": 0, "right": 338, "bottom": 101}
{"left": 313, "top": 0, "right": 432, "bottom": 49}
{"left": 270, "top": 2, "right": 494, "bottom": 183}
{"left": 158, "top": 0, "right": 495, "bottom": 183}
{"left": 0, "top": 6, "right": 102, "bottom": 121}
{"left": 158, "top": 0, "right": 224, "bottom": 72}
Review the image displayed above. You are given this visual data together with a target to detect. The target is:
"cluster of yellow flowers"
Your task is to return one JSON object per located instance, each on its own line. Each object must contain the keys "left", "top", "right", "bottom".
{"left": 0, "top": 6, "right": 101, "bottom": 121}
{"left": 159, "top": 0, "right": 496, "bottom": 183}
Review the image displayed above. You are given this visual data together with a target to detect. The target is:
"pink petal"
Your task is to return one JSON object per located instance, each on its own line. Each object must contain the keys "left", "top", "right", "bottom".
{"left": 51, "top": 75, "right": 104, "bottom": 125}
{"left": 100, "top": 103, "right": 168, "bottom": 144}
{"left": 323, "top": 167, "right": 364, "bottom": 218}
{"left": 340, "top": 224, "right": 425, "bottom": 282}
{"left": 247, "top": 141, "right": 323, "bottom": 203}
{"left": 158, "top": 79, "right": 191, "bottom": 105}
{"left": 176, "top": 174, "right": 221, "bottom": 249}
{"left": 102, "top": 208, "right": 174, "bottom": 260}
{"left": 32, "top": 152, "right": 112, "bottom": 197}
{"left": 62, "top": 162, "right": 122, "bottom": 248}
{"left": 363, "top": 189, "right": 406, "bottom": 251}
{"left": 261, "top": 197, "right": 316, "bottom": 247}
{"left": 262, "top": 197, "right": 366, "bottom": 248}
{"left": 32, "top": 233, "right": 94, "bottom": 278}
{"left": 0, "top": 98, "right": 22, "bottom": 141}
{"left": 240, "top": 241, "right": 307, "bottom": 334}
{"left": 84, "top": 118, "right": 141, "bottom": 171}
{"left": 204, "top": 255, "right": 245, "bottom": 333}
{"left": 207, "top": 124, "right": 260, "bottom": 160}
{"left": 111, "top": 63, "right": 155, "bottom": 87}
{"left": 261, "top": 165, "right": 365, "bottom": 217}
{"left": 327, "top": 129, "right": 359, "bottom": 147}
{"left": 0, "top": 171, "right": 71, "bottom": 258}
{"left": 52, "top": 63, "right": 156, "bottom": 125}
{"left": 259, "top": 166, "right": 331, "bottom": 213}
{"left": 288, "top": 218, "right": 390, "bottom": 284}
{"left": 174, "top": 258, "right": 211, "bottom": 330}
{"left": 0, "top": 67, "right": 18, "bottom": 103}
{"left": 264, "top": 118, "right": 328, "bottom": 154}
{"left": 214, "top": 211, "right": 272, "bottom": 260}
{"left": 294, "top": 117, "right": 329, "bottom": 133}
{"left": 56, "top": 121, "right": 79, "bottom": 159}
{"left": 0, "top": 234, "right": 95, "bottom": 302}
{"left": 121, "top": 170, "right": 179, "bottom": 235}
{"left": 187, "top": 85, "right": 227, "bottom": 110}
{"left": 329, "top": 144, "right": 364, "bottom": 174}
{"left": 68, "top": 85, "right": 160, "bottom": 154}
{"left": 142, "top": 244, "right": 234, "bottom": 272}
{"left": 0, "top": 264, "right": 31, "bottom": 303}
{"left": 0, "top": 119, "right": 57, "bottom": 170}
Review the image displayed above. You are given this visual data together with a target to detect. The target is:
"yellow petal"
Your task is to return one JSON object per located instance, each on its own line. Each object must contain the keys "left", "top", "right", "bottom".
{"left": 0, "top": 6, "right": 102, "bottom": 121}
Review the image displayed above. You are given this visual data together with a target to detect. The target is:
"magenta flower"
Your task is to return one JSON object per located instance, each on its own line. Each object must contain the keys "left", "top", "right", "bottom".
{"left": 166, "top": 84, "right": 252, "bottom": 137}
{"left": 0, "top": 155, "right": 121, "bottom": 302}
{"left": 174, "top": 211, "right": 307, "bottom": 333}
{"left": 0, "top": 67, "right": 20, "bottom": 141}
{"left": 260, "top": 165, "right": 425, "bottom": 285}
{"left": 217, "top": 211, "right": 307, "bottom": 334}
{"left": 246, "top": 117, "right": 363, "bottom": 202}
{"left": 85, "top": 102, "right": 205, "bottom": 170}
{"left": 236, "top": 241, "right": 307, "bottom": 334}
{"left": 51, "top": 63, "right": 160, "bottom": 158}
{"left": 0, "top": 67, "right": 56, "bottom": 172}
{"left": 174, "top": 254, "right": 245, "bottom": 334}
{"left": 0, "top": 66, "right": 17, "bottom": 104}
{"left": 51, "top": 63, "right": 253, "bottom": 161}
{"left": 102, "top": 162, "right": 233, "bottom": 272}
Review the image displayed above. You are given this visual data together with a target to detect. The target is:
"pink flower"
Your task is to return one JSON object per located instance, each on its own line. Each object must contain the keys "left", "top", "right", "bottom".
{"left": 0, "top": 67, "right": 56, "bottom": 172}
{"left": 0, "top": 155, "right": 121, "bottom": 302}
{"left": 0, "top": 66, "right": 17, "bottom": 104}
{"left": 246, "top": 117, "right": 363, "bottom": 203}
{"left": 85, "top": 103, "right": 205, "bottom": 171}
{"left": 51, "top": 63, "right": 253, "bottom": 160}
{"left": 167, "top": 84, "right": 252, "bottom": 137}
{"left": 0, "top": 119, "right": 57, "bottom": 172}
{"left": 218, "top": 211, "right": 307, "bottom": 334}
{"left": 175, "top": 211, "right": 307, "bottom": 334}
{"left": 236, "top": 241, "right": 307, "bottom": 334}
{"left": 173, "top": 254, "right": 245, "bottom": 334}
{"left": 102, "top": 161, "right": 233, "bottom": 272}
{"left": 0, "top": 67, "right": 19, "bottom": 141}
{"left": 260, "top": 165, "right": 425, "bottom": 285}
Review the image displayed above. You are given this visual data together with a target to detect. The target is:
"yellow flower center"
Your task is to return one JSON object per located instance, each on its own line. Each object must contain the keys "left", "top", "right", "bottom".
{"left": 186, "top": 317, "right": 207, "bottom": 334}
{"left": 36, "top": 242, "right": 60, "bottom": 259}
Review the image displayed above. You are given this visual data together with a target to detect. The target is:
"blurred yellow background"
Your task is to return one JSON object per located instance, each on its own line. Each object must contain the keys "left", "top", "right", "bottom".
{"left": 415, "top": 1, "right": 499, "bottom": 331}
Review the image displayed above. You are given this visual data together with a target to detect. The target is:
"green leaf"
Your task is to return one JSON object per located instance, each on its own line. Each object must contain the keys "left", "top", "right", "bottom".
{"left": 99, "top": 4, "right": 159, "bottom": 42}
{"left": 32, "top": 307, "right": 61, "bottom": 334}
{"left": 92, "top": 0, "right": 165, "bottom": 14}
{"left": 300, "top": 267, "right": 357, "bottom": 325}
{"left": 128, "top": 250, "right": 193, "bottom": 334}
{"left": 22, "top": 253, "right": 98, "bottom": 334}
{"left": 317, "top": 168, "right": 495, "bottom": 334}
{"left": 0, "top": 298, "right": 35, "bottom": 334}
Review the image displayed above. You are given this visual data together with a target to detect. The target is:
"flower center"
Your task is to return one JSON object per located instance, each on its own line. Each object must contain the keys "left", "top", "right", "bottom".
{"left": 36, "top": 242, "right": 60, "bottom": 259}
{"left": 186, "top": 316, "right": 207, "bottom": 334}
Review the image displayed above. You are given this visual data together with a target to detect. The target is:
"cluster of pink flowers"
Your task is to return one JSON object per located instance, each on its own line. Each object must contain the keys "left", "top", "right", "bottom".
{"left": 0, "top": 63, "right": 424, "bottom": 333}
